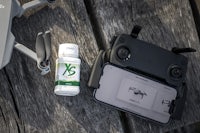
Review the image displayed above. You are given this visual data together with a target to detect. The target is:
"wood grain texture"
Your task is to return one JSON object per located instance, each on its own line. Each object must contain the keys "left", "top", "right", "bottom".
{"left": 190, "top": 0, "right": 200, "bottom": 38}
{"left": 0, "top": 0, "right": 125, "bottom": 132}
{"left": 86, "top": 0, "right": 200, "bottom": 132}
{"left": 0, "top": 69, "right": 23, "bottom": 133}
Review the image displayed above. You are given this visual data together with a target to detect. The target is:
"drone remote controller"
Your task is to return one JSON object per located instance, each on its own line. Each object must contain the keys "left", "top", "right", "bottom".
{"left": 88, "top": 25, "right": 195, "bottom": 124}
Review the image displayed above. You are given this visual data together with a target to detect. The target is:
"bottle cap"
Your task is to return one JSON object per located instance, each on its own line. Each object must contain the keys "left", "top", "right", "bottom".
{"left": 58, "top": 43, "right": 79, "bottom": 58}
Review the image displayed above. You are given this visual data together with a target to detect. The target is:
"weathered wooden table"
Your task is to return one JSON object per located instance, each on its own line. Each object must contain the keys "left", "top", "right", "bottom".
{"left": 0, "top": 0, "right": 200, "bottom": 132}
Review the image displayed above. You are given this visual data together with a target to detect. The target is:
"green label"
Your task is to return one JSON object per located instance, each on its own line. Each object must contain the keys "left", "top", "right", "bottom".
{"left": 55, "top": 62, "right": 80, "bottom": 87}
{"left": 55, "top": 81, "right": 80, "bottom": 86}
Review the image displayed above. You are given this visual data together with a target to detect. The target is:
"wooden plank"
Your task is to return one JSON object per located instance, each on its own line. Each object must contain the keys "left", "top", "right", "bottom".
{"left": 1, "top": 0, "right": 125, "bottom": 132}
{"left": 85, "top": 0, "right": 200, "bottom": 132}
{"left": 0, "top": 69, "right": 23, "bottom": 133}
{"left": 190, "top": 0, "right": 200, "bottom": 38}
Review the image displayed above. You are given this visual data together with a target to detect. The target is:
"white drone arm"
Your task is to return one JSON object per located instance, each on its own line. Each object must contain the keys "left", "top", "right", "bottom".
{"left": 14, "top": 0, "right": 54, "bottom": 75}
{"left": 15, "top": 43, "right": 37, "bottom": 61}
{"left": 0, "top": 0, "right": 54, "bottom": 74}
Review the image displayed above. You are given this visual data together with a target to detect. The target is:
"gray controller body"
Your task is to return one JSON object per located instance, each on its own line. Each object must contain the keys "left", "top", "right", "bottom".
{"left": 88, "top": 32, "right": 189, "bottom": 124}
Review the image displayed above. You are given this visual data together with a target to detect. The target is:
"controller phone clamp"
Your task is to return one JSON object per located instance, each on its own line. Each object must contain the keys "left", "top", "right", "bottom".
{"left": 88, "top": 25, "right": 196, "bottom": 124}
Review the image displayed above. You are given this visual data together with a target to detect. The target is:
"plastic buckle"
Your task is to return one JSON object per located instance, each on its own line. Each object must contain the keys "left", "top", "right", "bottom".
{"left": 38, "top": 61, "right": 51, "bottom": 75}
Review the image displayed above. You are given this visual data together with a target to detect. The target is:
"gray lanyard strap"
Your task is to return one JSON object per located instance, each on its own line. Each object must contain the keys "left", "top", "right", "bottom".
{"left": 14, "top": 31, "right": 51, "bottom": 75}
{"left": 36, "top": 31, "right": 51, "bottom": 75}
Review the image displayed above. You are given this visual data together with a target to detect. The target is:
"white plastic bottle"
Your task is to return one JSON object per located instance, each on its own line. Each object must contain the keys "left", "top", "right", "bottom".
{"left": 54, "top": 43, "right": 81, "bottom": 96}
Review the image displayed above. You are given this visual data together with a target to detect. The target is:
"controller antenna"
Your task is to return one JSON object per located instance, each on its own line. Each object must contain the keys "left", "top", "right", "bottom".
{"left": 172, "top": 47, "right": 196, "bottom": 54}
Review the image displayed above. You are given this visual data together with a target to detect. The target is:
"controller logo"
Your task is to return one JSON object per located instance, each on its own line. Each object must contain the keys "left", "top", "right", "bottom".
{"left": 162, "top": 100, "right": 171, "bottom": 107}
{"left": 0, "top": 4, "right": 5, "bottom": 9}
{"left": 129, "top": 87, "right": 147, "bottom": 99}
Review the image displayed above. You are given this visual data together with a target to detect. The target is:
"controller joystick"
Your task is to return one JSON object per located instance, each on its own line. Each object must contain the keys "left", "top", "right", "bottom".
{"left": 117, "top": 47, "right": 130, "bottom": 61}
{"left": 169, "top": 65, "right": 183, "bottom": 80}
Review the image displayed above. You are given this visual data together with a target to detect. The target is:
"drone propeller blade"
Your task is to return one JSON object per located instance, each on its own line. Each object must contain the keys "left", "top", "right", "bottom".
{"left": 43, "top": 31, "right": 51, "bottom": 62}
{"left": 35, "top": 32, "right": 46, "bottom": 66}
